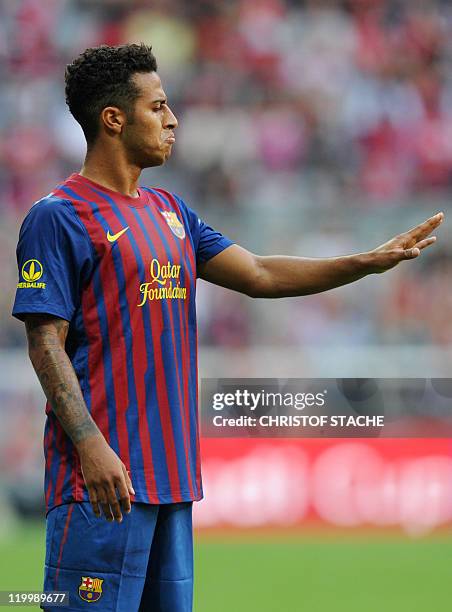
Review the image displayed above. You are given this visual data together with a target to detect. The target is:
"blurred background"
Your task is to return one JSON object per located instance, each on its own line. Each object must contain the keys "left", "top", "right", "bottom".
{"left": 0, "top": 0, "right": 451, "bottom": 610}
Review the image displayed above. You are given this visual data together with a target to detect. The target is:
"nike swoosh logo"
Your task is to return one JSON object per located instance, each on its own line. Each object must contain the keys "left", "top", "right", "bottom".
{"left": 107, "top": 226, "right": 129, "bottom": 243}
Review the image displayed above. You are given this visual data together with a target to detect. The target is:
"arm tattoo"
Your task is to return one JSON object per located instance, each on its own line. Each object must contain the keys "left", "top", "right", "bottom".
{"left": 25, "top": 315, "right": 100, "bottom": 445}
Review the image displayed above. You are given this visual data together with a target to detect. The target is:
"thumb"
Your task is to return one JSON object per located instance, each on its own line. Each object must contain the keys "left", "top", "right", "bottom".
{"left": 404, "top": 247, "right": 420, "bottom": 259}
{"left": 122, "top": 464, "right": 135, "bottom": 495}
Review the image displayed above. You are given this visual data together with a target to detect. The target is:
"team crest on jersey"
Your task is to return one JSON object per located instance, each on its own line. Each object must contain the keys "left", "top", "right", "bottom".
{"left": 160, "top": 210, "right": 186, "bottom": 239}
{"left": 78, "top": 576, "right": 103, "bottom": 602}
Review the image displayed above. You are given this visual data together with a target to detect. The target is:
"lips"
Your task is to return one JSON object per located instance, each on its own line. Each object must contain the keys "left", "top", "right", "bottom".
{"left": 165, "top": 134, "right": 175, "bottom": 144}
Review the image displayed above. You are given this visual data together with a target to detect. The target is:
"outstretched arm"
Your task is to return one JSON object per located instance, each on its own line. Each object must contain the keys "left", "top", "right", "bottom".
{"left": 25, "top": 314, "right": 134, "bottom": 522}
{"left": 199, "top": 212, "right": 443, "bottom": 298}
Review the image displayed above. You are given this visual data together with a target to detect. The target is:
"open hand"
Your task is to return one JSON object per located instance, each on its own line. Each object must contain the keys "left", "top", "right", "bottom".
{"left": 368, "top": 212, "right": 444, "bottom": 273}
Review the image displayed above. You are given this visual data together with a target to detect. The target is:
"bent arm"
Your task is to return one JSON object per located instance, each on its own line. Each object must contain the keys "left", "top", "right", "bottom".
{"left": 24, "top": 314, "right": 133, "bottom": 521}
{"left": 25, "top": 314, "right": 100, "bottom": 444}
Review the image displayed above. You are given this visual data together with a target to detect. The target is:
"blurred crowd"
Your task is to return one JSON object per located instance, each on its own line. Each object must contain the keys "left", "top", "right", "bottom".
{"left": 2, "top": 0, "right": 452, "bottom": 348}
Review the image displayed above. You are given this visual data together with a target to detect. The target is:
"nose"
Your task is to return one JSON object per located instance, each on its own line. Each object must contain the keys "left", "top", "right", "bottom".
{"left": 164, "top": 105, "right": 178, "bottom": 130}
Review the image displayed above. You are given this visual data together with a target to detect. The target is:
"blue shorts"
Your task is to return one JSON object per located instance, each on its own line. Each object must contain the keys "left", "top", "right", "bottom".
{"left": 43, "top": 501, "right": 193, "bottom": 612}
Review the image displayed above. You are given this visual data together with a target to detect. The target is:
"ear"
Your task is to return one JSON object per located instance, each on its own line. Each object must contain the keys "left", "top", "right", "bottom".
{"left": 100, "top": 106, "right": 126, "bottom": 135}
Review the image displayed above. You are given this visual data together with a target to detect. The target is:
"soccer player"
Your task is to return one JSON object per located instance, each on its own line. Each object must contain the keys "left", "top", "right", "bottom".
{"left": 12, "top": 44, "right": 442, "bottom": 611}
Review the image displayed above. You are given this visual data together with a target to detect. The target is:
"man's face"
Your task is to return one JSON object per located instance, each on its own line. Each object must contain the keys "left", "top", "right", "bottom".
{"left": 122, "top": 71, "right": 178, "bottom": 168}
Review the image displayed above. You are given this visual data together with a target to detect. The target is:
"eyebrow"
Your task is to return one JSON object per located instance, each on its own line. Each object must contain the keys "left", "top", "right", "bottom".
{"left": 151, "top": 98, "right": 167, "bottom": 104}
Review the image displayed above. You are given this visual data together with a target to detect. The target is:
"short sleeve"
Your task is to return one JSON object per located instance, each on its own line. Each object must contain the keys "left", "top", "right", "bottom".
{"left": 174, "top": 195, "right": 234, "bottom": 265}
{"left": 196, "top": 218, "right": 234, "bottom": 263}
{"left": 12, "top": 197, "right": 94, "bottom": 322}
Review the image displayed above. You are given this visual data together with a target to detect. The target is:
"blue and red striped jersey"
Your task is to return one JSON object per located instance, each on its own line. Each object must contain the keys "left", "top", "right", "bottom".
{"left": 13, "top": 173, "right": 233, "bottom": 512}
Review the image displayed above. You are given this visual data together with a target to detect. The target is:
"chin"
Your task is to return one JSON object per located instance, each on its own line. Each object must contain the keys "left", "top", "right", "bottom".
{"left": 144, "top": 155, "right": 167, "bottom": 168}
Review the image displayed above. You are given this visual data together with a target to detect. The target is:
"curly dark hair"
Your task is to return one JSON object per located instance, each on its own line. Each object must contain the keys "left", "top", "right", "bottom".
{"left": 65, "top": 44, "right": 158, "bottom": 145}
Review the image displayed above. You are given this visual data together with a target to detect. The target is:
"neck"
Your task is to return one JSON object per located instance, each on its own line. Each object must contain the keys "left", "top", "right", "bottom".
{"left": 80, "top": 143, "right": 142, "bottom": 198}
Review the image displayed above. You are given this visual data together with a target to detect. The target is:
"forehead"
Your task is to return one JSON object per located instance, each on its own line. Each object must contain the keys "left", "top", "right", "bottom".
{"left": 132, "top": 71, "right": 166, "bottom": 100}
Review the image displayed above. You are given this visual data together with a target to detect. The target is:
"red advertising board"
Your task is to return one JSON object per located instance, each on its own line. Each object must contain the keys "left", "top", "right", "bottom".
{"left": 194, "top": 439, "right": 452, "bottom": 533}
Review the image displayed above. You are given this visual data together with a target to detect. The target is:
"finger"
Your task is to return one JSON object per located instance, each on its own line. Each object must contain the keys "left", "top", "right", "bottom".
{"left": 123, "top": 465, "right": 135, "bottom": 496}
{"left": 105, "top": 483, "right": 123, "bottom": 523}
{"left": 403, "top": 247, "right": 421, "bottom": 259}
{"left": 116, "top": 464, "right": 135, "bottom": 512}
{"left": 404, "top": 212, "right": 444, "bottom": 243}
{"left": 88, "top": 487, "right": 101, "bottom": 519}
{"left": 414, "top": 236, "right": 436, "bottom": 251}
{"left": 116, "top": 469, "right": 132, "bottom": 514}
{"left": 97, "top": 489, "right": 114, "bottom": 522}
